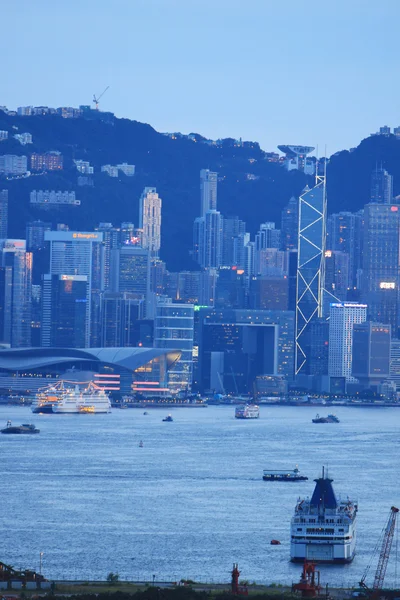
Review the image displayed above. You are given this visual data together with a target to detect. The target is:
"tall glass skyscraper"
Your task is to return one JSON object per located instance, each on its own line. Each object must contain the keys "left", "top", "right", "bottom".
{"left": 139, "top": 187, "right": 162, "bottom": 258}
{"left": 370, "top": 166, "right": 393, "bottom": 204}
{"left": 0, "top": 190, "right": 8, "bottom": 239}
{"left": 200, "top": 169, "right": 218, "bottom": 216}
{"left": 295, "top": 175, "right": 327, "bottom": 374}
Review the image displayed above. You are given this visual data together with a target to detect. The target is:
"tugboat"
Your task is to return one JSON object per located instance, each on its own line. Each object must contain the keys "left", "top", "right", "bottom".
{"left": 1, "top": 421, "right": 40, "bottom": 434}
{"left": 263, "top": 466, "right": 308, "bottom": 482}
{"left": 290, "top": 467, "right": 357, "bottom": 563}
{"left": 312, "top": 413, "right": 340, "bottom": 423}
{"left": 162, "top": 414, "right": 173, "bottom": 422}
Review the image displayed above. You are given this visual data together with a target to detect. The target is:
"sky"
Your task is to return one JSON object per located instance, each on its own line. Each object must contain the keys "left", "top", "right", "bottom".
{"left": 2, "top": 0, "right": 399, "bottom": 154}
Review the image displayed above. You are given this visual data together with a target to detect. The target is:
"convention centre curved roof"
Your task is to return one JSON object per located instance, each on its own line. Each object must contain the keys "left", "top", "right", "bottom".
{"left": 0, "top": 347, "right": 181, "bottom": 372}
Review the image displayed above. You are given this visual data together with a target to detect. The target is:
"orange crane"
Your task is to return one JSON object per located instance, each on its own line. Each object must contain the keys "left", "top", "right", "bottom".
{"left": 93, "top": 86, "right": 109, "bottom": 111}
{"left": 359, "top": 506, "right": 399, "bottom": 596}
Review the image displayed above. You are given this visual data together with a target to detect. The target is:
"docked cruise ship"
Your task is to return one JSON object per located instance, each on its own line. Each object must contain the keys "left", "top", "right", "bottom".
{"left": 235, "top": 404, "right": 260, "bottom": 419}
{"left": 53, "top": 384, "right": 111, "bottom": 414}
{"left": 290, "top": 468, "right": 357, "bottom": 563}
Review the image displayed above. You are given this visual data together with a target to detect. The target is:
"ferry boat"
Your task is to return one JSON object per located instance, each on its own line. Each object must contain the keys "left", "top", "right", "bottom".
{"left": 31, "top": 384, "right": 65, "bottom": 413}
{"left": 263, "top": 466, "right": 308, "bottom": 482}
{"left": 53, "top": 383, "right": 111, "bottom": 414}
{"left": 290, "top": 468, "right": 357, "bottom": 563}
{"left": 312, "top": 414, "right": 340, "bottom": 423}
{"left": 235, "top": 404, "right": 260, "bottom": 419}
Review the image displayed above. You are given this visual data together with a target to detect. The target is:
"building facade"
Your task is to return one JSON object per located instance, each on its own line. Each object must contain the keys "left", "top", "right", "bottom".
{"left": 328, "top": 302, "right": 367, "bottom": 382}
{"left": 139, "top": 187, "right": 162, "bottom": 258}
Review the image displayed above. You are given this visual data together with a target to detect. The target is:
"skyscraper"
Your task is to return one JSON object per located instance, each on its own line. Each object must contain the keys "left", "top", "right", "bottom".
{"left": 363, "top": 203, "right": 400, "bottom": 333}
{"left": 0, "top": 190, "right": 8, "bottom": 239}
{"left": 41, "top": 274, "right": 88, "bottom": 348}
{"left": 96, "top": 223, "right": 120, "bottom": 290}
{"left": 370, "top": 166, "right": 393, "bottom": 204}
{"left": 352, "top": 322, "right": 391, "bottom": 388}
{"left": 139, "top": 187, "right": 162, "bottom": 258}
{"left": 328, "top": 302, "right": 367, "bottom": 382}
{"left": 329, "top": 210, "right": 364, "bottom": 288}
{"left": 154, "top": 300, "right": 194, "bottom": 393}
{"left": 296, "top": 175, "right": 327, "bottom": 374}
{"left": 44, "top": 230, "right": 104, "bottom": 347}
{"left": 221, "top": 216, "right": 247, "bottom": 268}
{"left": 0, "top": 239, "right": 32, "bottom": 347}
{"left": 200, "top": 169, "right": 217, "bottom": 216}
{"left": 110, "top": 245, "right": 150, "bottom": 297}
{"left": 281, "top": 196, "right": 298, "bottom": 251}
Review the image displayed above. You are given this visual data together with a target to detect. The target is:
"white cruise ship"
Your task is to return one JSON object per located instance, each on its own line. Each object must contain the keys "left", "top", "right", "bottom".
{"left": 52, "top": 383, "right": 111, "bottom": 414}
{"left": 290, "top": 468, "right": 357, "bottom": 563}
{"left": 235, "top": 404, "right": 260, "bottom": 419}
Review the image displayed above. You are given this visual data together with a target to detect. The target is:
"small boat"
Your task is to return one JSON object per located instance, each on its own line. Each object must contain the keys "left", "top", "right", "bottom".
{"left": 270, "top": 540, "right": 281, "bottom": 545}
{"left": 139, "top": 440, "right": 144, "bottom": 448}
{"left": 312, "top": 413, "right": 340, "bottom": 423}
{"left": 162, "top": 414, "right": 173, "bottom": 422}
{"left": 143, "top": 411, "right": 149, "bottom": 415}
{"left": 1, "top": 421, "right": 40, "bottom": 434}
{"left": 263, "top": 466, "right": 308, "bottom": 482}
{"left": 235, "top": 404, "right": 260, "bottom": 419}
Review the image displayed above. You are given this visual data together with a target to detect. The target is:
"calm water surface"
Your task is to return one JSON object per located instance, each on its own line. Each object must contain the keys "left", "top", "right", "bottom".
{"left": 1, "top": 405, "right": 400, "bottom": 587}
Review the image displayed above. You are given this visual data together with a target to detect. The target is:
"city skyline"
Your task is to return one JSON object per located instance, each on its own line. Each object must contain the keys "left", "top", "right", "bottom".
{"left": 1, "top": 1, "right": 399, "bottom": 155}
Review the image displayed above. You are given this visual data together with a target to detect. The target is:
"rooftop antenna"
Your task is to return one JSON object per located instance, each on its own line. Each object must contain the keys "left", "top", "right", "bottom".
{"left": 93, "top": 86, "right": 109, "bottom": 111}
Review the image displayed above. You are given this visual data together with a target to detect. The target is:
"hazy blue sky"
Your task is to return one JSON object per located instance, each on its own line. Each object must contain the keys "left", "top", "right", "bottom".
{"left": 2, "top": 0, "right": 399, "bottom": 154}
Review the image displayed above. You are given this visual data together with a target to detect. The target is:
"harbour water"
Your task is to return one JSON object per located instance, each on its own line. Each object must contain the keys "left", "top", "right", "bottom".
{"left": 1, "top": 404, "right": 400, "bottom": 587}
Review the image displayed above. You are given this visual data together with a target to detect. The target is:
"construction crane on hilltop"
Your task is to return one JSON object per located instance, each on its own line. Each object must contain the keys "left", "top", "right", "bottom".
{"left": 359, "top": 506, "right": 399, "bottom": 597}
{"left": 93, "top": 86, "right": 109, "bottom": 111}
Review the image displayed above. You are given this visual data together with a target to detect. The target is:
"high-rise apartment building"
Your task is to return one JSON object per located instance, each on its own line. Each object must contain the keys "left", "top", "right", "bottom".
{"left": 200, "top": 169, "right": 218, "bottom": 216}
{"left": 0, "top": 239, "right": 32, "bottom": 347}
{"left": 328, "top": 302, "right": 367, "bottom": 382}
{"left": 41, "top": 274, "right": 88, "bottom": 348}
{"left": 0, "top": 190, "right": 8, "bottom": 239}
{"left": 0, "top": 155, "right": 27, "bottom": 175}
{"left": 296, "top": 177, "right": 327, "bottom": 374}
{"left": 221, "top": 216, "right": 247, "bottom": 268}
{"left": 370, "top": 166, "right": 393, "bottom": 204}
{"left": 30, "top": 151, "right": 63, "bottom": 172}
{"left": 154, "top": 300, "right": 195, "bottom": 393}
{"left": 44, "top": 230, "right": 104, "bottom": 346}
{"left": 363, "top": 203, "right": 400, "bottom": 333}
{"left": 139, "top": 187, "right": 162, "bottom": 258}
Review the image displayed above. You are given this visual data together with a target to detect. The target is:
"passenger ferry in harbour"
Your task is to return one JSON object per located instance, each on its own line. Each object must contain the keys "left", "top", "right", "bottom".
{"left": 235, "top": 404, "right": 260, "bottom": 419}
{"left": 290, "top": 468, "right": 357, "bottom": 563}
{"left": 32, "top": 381, "right": 111, "bottom": 414}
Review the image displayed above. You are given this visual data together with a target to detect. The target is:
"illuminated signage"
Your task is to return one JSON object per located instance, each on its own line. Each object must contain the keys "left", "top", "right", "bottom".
{"left": 380, "top": 282, "right": 396, "bottom": 289}
{"left": 391, "top": 206, "right": 399, "bottom": 212}
{"left": 325, "top": 250, "right": 332, "bottom": 258}
{"left": 72, "top": 233, "right": 99, "bottom": 240}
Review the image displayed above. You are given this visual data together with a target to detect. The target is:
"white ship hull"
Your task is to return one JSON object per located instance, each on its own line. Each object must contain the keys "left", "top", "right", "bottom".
{"left": 53, "top": 395, "right": 111, "bottom": 414}
{"left": 235, "top": 405, "right": 260, "bottom": 419}
{"left": 290, "top": 528, "right": 356, "bottom": 563}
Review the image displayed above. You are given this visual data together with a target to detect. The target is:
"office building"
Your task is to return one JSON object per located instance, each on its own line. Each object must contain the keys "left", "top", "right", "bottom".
{"left": 198, "top": 268, "right": 218, "bottom": 307}
{"left": 363, "top": 203, "right": 400, "bottom": 334}
{"left": 100, "top": 292, "right": 145, "bottom": 347}
{"left": 96, "top": 223, "right": 120, "bottom": 291}
{"left": 329, "top": 210, "right": 364, "bottom": 288}
{"left": 249, "top": 276, "right": 288, "bottom": 310}
{"left": 154, "top": 300, "right": 195, "bottom": 393}
{"left": 110, "top": 244, "right": 150, "bottom": 297}
{"left": 309, "top": 319, "right": 329, "bottom": 376}
{"left": 370, "top": 166, "right": 393, "bottom": 204}
{"left": 165, "top": 271, "right": 200, "bottom": 304}
{"left": 26, "top": 220, "right": 52, "bottom": 251}
{"left": 221, "top": 216, "right": 247, "bottom": 268}
{"left": 0, "top": 155, "right": 28, "bottom": 175}
{"left": 41, "top": 274, "right": 88, "bottom": 348}
{"left": 390, "top": 339, "right": 400, "bottom": 391}
{"left": 0, "top": 190, "right": 8, "bottom": 239}
{"left": 216, "top": 267, "right": 247, "bottom": 309}
{"left": 198, "top": 309, "right": 295, "bottom": 394}
{"left": 281, "top": 196, "right": 298, "bottom": 251}
{"left": 324, "top": 250, "right": 350, "bottom": 304}
{"left": 120, "top": 222, "right": 135, "bottom": 244}
{"left": 201, "top": 210, "right": 223, "bottom": 269}
{"left": 200, "top": 169, "right": 218, "bottom": 216}
{"left": 296, "top": 177, "right": 327, "bottom": 374}
{"left": 44, "top": 230, "right": 104, "bottom": 347}
{"left": 0, "top": 240, "right": 32, "bottom": 347}
{"left": 328, "top": 302, "right": 367, "bottom": 382}
{"left": 30, "top": 151, "right": 63, "bottom": 171}
{"left": 139, "top": 187, "right": 162, "bottom": 258}
{"left": 352, "top": 322, "right": 391, "bottom": 388}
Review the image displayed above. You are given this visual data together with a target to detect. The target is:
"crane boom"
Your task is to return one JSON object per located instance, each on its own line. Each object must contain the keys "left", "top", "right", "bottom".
{"left": 92, "top": 86, "right": 109, "bottom": 110}
{"left": 373, "top": 506, "right": 399, "bottom": 590}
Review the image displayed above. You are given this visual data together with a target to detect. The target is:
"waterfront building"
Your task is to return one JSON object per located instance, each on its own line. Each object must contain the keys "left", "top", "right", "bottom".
{"left": 41, "top": 274, "right": 88, "bottom": 348}
{"left": 281, "top": 196, "right": 298, "bottom": 251}
{"left": 363, "top": 203, "right": 400, "bottom": 334}
{"left": 44, "top": 230, "right": 104, "bottom": 347}
{"left": 328, "top": 302, "right": 367, "bottom": 382}
{"left": 200, "top": 169, "right": 218, "bottom": 216}
{"left": 370, "top": 166, "right": 393, "bottom": 204}
{"left": 0, "top": 154, "right": 28, "bottom": 175}
{"left": 390, "top": 339, "right": 400, "bottom": 391}
{"left": 139, "top": 187, "right": 162, "bottom": 258}
{"left": 154, "top": 300, "right": 195, "bottom": 393}
{"left": 30, "top": 151, "right": 63, "bottom": 171}
{"left": 0, "top": 239, "right": 32, "bottom": 348}
{"left": 198, "top": 308, "right": 295, "bottom": 394}
{"left": 352, "top": 322, "right": 391, "bottom": 388}
{"left": 0, "top": 190, "right": 8, "bottom": 239}
{"left": 296, "top": 175, "right": 327, "bottom": 374}
{"left": 309, "top": 318, "right": 329, "bottom": 376}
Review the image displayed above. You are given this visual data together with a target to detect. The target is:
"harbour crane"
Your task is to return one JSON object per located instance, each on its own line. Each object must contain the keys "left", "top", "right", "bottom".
{"left": 359, "top": 506, "right": 399, "bottom": 596}
{"left": 92, "top": 86, "right": 109, "bottom": 111}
